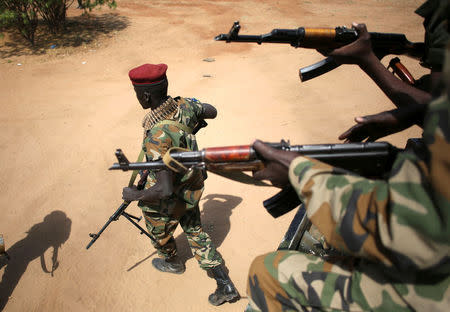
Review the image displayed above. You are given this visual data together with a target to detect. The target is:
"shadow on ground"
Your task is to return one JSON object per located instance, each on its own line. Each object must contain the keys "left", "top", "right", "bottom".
{"left": 0, "top": 13, "right": 129, "bottom": 59}
{"left": 175, "top": 194, "right": 242, "bottom": 264}
{"left": 124, "top": 194, "right": 242, "bottom": 271}
{"left": 0, "top": 211, "right": 72, "bottom": 311}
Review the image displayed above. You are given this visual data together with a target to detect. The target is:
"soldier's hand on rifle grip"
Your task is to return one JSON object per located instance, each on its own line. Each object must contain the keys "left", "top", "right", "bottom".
{"left": 123, "top": 170, "right": 174, "bottom": 203}
{"left": 252, "top": 140, "right": 299, "bottom": 188}
{"left": 122, "top": 185, "right": 142, "bottom": 201}
{"left": 320, "top": 23, "right": 374, "bottom": 67}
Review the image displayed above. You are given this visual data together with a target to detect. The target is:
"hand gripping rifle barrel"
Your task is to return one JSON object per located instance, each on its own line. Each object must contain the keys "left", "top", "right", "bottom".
{"left": 215, "top": 21, "right": 425, "bottom": 82}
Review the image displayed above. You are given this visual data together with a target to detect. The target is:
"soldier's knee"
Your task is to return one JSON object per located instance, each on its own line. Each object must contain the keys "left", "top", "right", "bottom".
{"left": 248, "top": 253, "right": 271, "bottom": 279}
{"left": 247, "top": 252, "right": 280, "bottom": 295}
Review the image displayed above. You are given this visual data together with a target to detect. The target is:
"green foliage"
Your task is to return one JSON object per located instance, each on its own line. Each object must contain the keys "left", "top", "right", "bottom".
{"left": 79, "top": 0, "right": 116, "bottom": 11}
{"left": 0, "top": 0, "right": 38, "bottom": 45}
{"left": 0, "top": 0, "right": 116, "bottom": 46}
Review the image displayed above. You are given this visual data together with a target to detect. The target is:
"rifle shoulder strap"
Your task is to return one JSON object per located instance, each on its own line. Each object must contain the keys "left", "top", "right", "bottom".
{"left": 154, "top": 120, "right": 193, "bottom": 134}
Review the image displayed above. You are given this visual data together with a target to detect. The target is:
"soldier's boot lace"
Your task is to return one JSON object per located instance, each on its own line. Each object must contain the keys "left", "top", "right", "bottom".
{"left": 208, "top": 265, "right": 240, "bottom": 306}
{"left": 151, "top": 256, "right": 185, "bottom": 274}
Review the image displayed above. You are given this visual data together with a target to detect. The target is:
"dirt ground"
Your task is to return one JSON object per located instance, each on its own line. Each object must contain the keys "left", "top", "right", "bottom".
{"left": 0, "top": 0, "right": 428, "bottom": 311}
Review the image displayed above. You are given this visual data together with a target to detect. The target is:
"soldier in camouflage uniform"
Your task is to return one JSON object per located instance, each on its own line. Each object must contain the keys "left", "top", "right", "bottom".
{"left": 246, "top": 1, "right": 449, "bottom": 310}
{"left": 247, "top": 44, "right": 450, "bottom": 311}
{"left": 122, "top": 63, "right": 239, "bottom": 306}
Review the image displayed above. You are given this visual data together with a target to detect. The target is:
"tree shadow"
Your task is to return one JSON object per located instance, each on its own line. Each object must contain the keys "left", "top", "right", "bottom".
{"left": 0, "top": 13, "right": 130, "bottom": 58}
{"left": 175, "top": 194, "right": 242, "bottom": 263}
{"left": 0, "top": 211, "right": 72, "bottom": 311}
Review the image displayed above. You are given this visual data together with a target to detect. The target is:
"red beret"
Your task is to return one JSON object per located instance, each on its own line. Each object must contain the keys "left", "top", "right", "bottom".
{"left": 128, "top": 63, "right": 168, "bottom": 85}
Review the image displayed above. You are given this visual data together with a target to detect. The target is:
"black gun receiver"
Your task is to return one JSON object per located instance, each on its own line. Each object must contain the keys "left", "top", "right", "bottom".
{"left": 215, "top": 21, "right": 425, "bottom": 82}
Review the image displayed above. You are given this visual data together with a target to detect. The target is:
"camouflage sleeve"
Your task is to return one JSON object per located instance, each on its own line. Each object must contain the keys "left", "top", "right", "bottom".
{"left": 185, "top": 97, "right": 205, "bottom": 119}
{"left": 288, "top": 156, "right": 391, "bottom": 263}
{"left": 415, "top": 0, "right": 450, "bottom": 70}
{"left": 288, "top": 139, "right": 449, "bottom": 272}
{"left": 143, "top": 126, "right": 173, "bottom": 160}
{"left": 289, "top": 46, "right": 450, "bottom": 271}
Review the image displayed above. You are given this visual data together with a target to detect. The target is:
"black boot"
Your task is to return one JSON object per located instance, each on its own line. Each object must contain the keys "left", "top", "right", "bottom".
{"left": 208, "top": 265, "right": 240, "bottom": 306}
{"left": 152, "top": 257, "right": 185, "bottom": 274}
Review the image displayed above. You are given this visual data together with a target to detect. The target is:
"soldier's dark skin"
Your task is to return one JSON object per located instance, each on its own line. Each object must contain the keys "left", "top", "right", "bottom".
{"left": 323, "top": 23, "right": 436, "bottom": 109}
{"left": 338, "top": 104, "right": 427, "bottom": 142}
{"left": 321, "top": 23, "right": 438, "bottom": 142}
{"left": 252, "top": 140, "right": 298, "bottom": 188}
{"left": 122, "top": 80, "right": 217, "bottom": 203}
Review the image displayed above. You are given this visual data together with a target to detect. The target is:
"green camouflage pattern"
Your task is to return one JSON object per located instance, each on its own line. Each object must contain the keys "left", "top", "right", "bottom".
{"left": 142, "top": 205, "right": 222, "bottom": 269}
{"left": 138, "top": 96, "right": 222, "bottom": 269}
{"left": 140, "top": 96, "right": 205, "bottom": 212}
{"left": 246, "top": 46, "right": 450, "bottom": 311}
{"left": 415, "top": 0, "right": 450, "bottom": 70}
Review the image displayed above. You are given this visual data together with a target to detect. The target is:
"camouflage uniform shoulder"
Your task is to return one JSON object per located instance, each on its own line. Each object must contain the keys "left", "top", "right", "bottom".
{"left": 415, "top": 0, "right": 450, "bottom": 70}
{"left": 172, "top": 96, "right": 204, "bottom": 130}
{"left": 175, "top": 97, "right": 202, "bottom": 111}
{"left": 183, "top": 97, "right": 201, "bottom": 104}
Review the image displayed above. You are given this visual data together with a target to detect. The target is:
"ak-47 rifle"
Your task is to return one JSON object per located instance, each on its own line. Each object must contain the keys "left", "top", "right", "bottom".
{"left": 86, "top": 169, "right": 159, "bottom": 250}
{"left": 214, "top": 21, "right": 425, "bottom": 82}
{"left": 109, "top": 141, "right": 400, "bottom": 218}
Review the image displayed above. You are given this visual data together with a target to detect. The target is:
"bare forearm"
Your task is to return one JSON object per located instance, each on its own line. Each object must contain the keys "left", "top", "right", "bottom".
{"left": 360, "top": 53, "right": 432, "bottom": 108}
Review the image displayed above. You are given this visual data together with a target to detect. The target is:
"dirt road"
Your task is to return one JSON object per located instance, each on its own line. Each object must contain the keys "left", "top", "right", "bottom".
{"left": 0, "top": 1, "right": 426, "bottom": 311}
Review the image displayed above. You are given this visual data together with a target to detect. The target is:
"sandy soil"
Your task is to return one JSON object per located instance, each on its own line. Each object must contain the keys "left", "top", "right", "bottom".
{"left": 0, "top": 0, "right": 427, "bottom": 311}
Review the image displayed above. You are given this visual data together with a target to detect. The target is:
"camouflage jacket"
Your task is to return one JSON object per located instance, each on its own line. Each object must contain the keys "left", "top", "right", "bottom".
{"left": 416, "top": 0, "right": 450, "bottom": 70}
{"left": 288, "top": 47, "right": 450, "bottom": 308}
{"left": 138, "top": 96, "right": 206, "bottom": 212}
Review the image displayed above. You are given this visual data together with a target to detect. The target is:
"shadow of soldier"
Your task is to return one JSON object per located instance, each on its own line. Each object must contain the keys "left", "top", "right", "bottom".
{"left": 175, "top": 194, "right": 242, "bottom": 264}
{"left": 0, "top": 211, "right": 72, "bottom": 311}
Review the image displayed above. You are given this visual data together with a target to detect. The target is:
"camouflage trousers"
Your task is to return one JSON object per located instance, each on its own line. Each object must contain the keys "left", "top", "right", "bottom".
{"left": 141, "top": 202, "right": 222, "bottom": 270}
{"left": 245, "top": 250, "right": 438, "bottom": 312}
